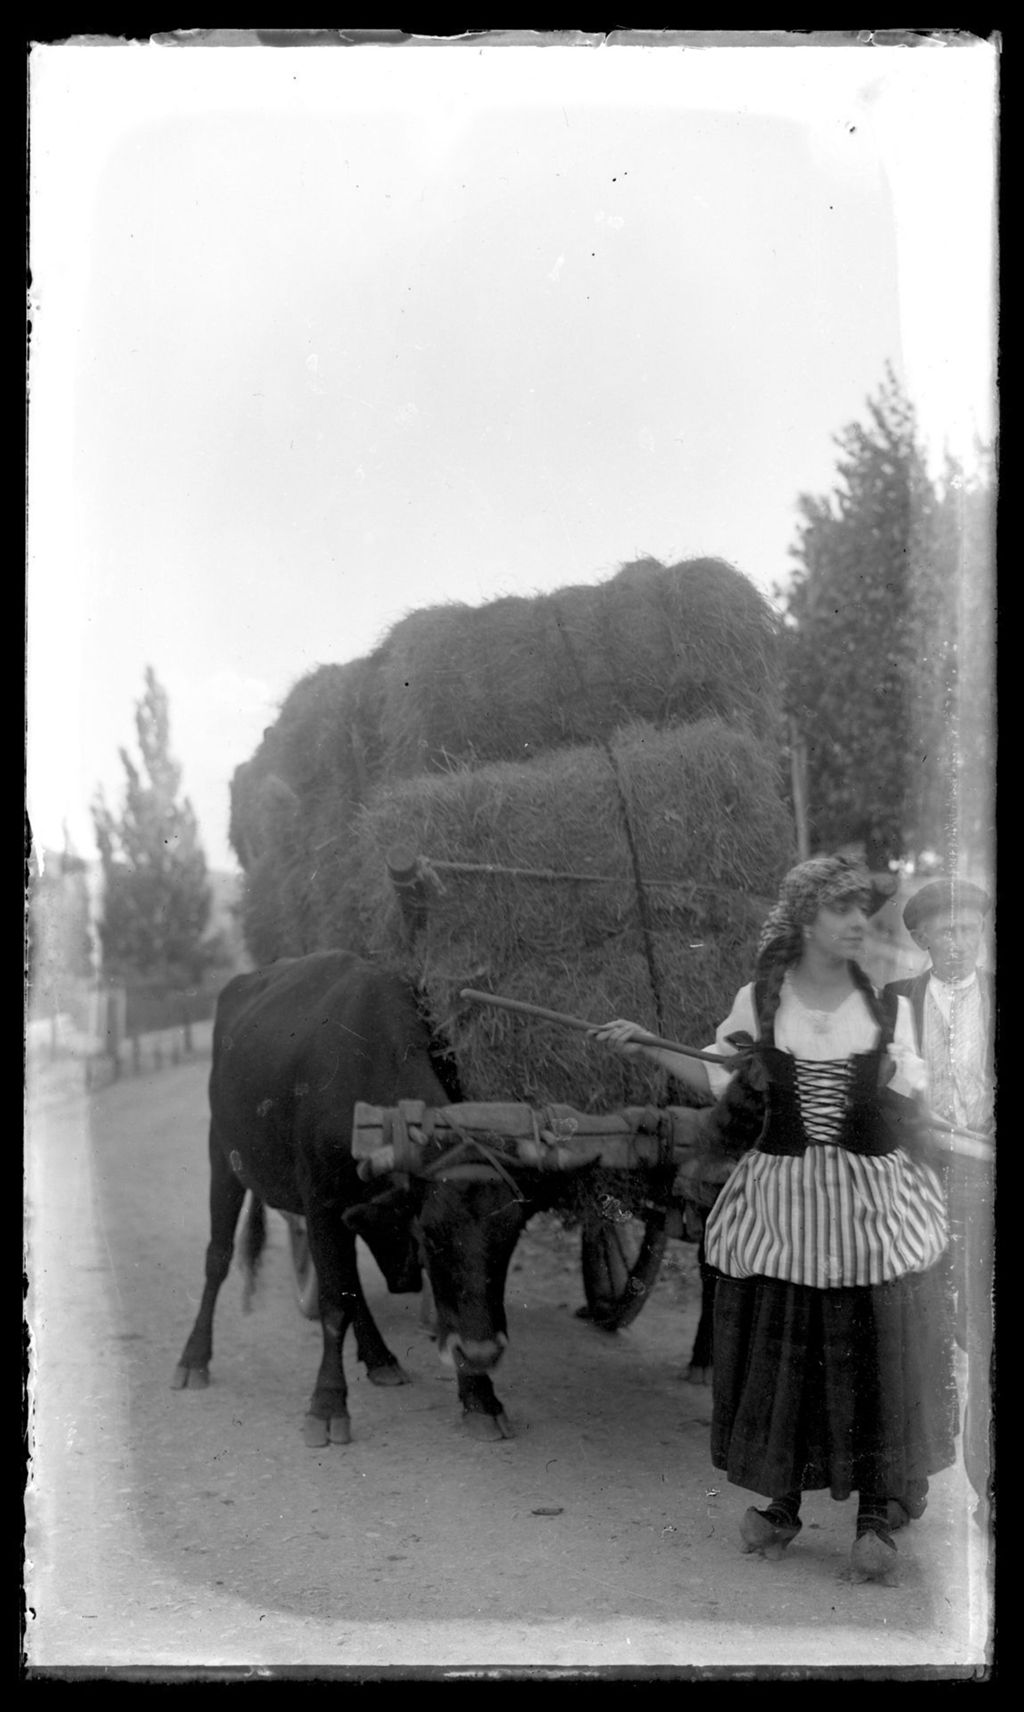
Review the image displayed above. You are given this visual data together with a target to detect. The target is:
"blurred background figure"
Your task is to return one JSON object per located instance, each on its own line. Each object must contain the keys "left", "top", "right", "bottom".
{"left": 883, "top": 878, "right": 994, "bottom": 1522}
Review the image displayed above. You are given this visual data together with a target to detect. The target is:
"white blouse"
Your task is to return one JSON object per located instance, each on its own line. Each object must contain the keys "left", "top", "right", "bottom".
{"left": 703, "top": 977, "right": 928, "bottom": 1101}
{"left": 701, "top": 979, "right": 947, "bottom": 1290}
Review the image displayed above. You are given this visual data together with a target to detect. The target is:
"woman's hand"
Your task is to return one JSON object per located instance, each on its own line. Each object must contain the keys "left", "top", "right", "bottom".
{"left": 591, "top": 1017, "right": 714, "bottom": 1097}
{"left": 589, "top": 1019, "right": 652, "bottom": 1059}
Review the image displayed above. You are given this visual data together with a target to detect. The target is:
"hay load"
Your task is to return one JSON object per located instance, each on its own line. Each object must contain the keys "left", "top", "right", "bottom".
{"left": 228, "top": 553, "right": 793, "bottom": 1103}
{"left": 375, "top": 556, "right": 780, "bottom": 775}
{"left": 228, "top": 557, "right": 779, "bottom": 832}
{"left": 229, "top": 554, "right": 781, "bottom": 904}
{"left": 315, "top": 720, "right": 791, "bottom": 1106}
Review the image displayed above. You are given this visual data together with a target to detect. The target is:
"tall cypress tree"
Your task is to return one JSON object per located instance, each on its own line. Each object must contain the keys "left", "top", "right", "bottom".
{"left": 913, "top": 452, "right": 996, "bottom": 875}
{"left": 92, "top": 667, "right": 216, "bottom": 985}
{"left": 783, "top": 370, "right": 938, "bottom": 868}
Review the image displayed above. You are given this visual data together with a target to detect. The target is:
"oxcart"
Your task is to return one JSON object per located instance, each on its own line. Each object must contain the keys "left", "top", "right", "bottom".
{"left": 280, "top": 1089, "right": 731, "bottom": 1336}
{"left": 277, "top": 1109, "right": 726, "bottom": 1335}
{"left": 274, "top": 978, "right": 746, "bottom": 1334}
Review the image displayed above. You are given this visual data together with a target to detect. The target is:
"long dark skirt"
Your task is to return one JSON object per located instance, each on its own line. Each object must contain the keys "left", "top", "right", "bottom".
{"left": 710, "top": 1261, "right": 958, "bottom": 1501}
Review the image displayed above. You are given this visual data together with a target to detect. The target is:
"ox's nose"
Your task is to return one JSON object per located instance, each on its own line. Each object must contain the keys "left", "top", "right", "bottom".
{"left": 439, "top": 1333, "right": 508, "bottom": 1373}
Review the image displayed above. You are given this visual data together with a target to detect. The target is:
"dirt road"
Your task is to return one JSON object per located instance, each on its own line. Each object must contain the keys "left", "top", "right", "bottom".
{"left": 25, "top": 1052, "right": 993, "bottom": 1676}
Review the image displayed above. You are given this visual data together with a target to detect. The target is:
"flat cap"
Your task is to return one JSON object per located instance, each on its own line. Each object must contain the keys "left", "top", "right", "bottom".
{"left": 903, "top": 878, "right": 991, "bottom": 935}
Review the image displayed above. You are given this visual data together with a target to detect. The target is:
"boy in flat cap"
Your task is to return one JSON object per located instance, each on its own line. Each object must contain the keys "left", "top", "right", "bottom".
{"left": 890, "top": 878, "right": 993, "bottom": 1132}
{"left": 884, "top": 877, "right": 994, "bottom": 1519}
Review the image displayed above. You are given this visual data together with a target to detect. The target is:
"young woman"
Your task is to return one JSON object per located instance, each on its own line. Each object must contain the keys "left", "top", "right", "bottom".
{"left": 593, "top": 855, "right": 958, "bottom": 1584}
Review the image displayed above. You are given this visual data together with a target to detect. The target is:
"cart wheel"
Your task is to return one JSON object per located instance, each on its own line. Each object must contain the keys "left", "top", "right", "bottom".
{"left": 286, "top": 1216, "right": 320, "bottom": 1319}
{"left": 579, "top": 1205, "right": 668, "bottom": 1331}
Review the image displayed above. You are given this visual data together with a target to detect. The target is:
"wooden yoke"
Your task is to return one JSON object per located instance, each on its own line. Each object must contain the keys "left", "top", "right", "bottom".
{"left": 352, "top": 1099, "right": 712, "bottom": 1177}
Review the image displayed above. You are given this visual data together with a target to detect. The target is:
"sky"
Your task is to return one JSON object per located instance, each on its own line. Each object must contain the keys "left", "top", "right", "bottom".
{"left": 27, "top": 33, "right": 998, "bottom": 874}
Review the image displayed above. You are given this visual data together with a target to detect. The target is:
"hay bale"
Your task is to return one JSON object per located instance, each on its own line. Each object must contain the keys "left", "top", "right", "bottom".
{"left": 228, "top": 757, "right": 265, "bottom": 870}
{"left": 270, "top": 660, "right": 385, "bottom": 804}
{"left": 238, "top": 853, "right": 298, "bottom": 967}
{"left": 228, "top": 660, "right": 384, "bottom": 860}
{"left": 311, "top": 720, "right": 792, "bottom": 1106}
{"left": 376, "top": 557, "right": 780, "bottom": 776}
{"left": 234, "top": 771, "right": 323, "bottom": 964}
{"left": 228, "top": 662, "right": 387, "bottom": 958}
{"left": 430, "top": 946, "right": 763, "bottom": 1110}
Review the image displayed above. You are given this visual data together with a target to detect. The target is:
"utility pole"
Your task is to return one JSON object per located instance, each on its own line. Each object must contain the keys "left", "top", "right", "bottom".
{"left": 789, "top": 718, "right": 810, "bottom": 862}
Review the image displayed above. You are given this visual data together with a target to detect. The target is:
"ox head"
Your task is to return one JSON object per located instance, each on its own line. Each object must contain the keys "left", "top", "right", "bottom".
{"left": 416, "top": 1174, "right": 528, "bottom": 1375}
{"left": 356, "top": 1108, "right": 592, "bottom": 1377}
{"left": 341, "top": 1191, "right": 424, "bottom": 1295}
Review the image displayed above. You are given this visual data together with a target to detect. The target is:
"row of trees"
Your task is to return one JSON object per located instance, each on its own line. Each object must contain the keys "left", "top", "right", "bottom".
{"left": 38, "top": 370, "right": 991, "bottom": 994}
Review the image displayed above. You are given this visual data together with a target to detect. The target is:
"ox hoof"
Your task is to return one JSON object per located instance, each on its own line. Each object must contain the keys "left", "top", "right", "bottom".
{"left": 171, "top": 1364, "right": 209, "bottom": 1390}
{"left": 304, "top": 1412, "right": 352, "bottom": 1447}
{"left": 367, "top": 1362, "right": 411, "bottom": 1388}
{"left": 684, "top": 1364, "right": 712, "bottom": 1387}
{"left": 463, "top": 1410, "right": 515, "bottom": 1442}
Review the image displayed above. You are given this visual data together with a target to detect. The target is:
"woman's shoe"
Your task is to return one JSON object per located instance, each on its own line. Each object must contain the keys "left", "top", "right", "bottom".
{"left": 850, "top": 1527, "right": 899, "bottom": 1585}
{"left": 740, "top": 1507, "right": 802, "bottom": 1560}
{"left": 886, "top": 1477, "right": 928, "bottom": 1530}
{"left": 902, "top": 1478, "right": 928, "bottom": 1519}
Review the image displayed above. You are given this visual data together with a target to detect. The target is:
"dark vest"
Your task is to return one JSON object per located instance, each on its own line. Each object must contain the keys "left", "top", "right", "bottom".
{"left": 750, "top": 977, "right": 911, "bottom": 1159}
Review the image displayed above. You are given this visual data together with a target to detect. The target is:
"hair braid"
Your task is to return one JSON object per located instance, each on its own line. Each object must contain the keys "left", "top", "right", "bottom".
{"left": 847, "top": 958, "right": 889, "bottom": 1038}
{"left": 753, "top": 959, "right": 785, "bottom": 1041}
{"left": 754, "top": 925, "right": 801, "bottom": 1041}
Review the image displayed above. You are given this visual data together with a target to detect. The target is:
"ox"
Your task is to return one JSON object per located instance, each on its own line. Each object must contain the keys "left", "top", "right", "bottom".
{"left": 172, "top": 951, "right": 584, "bottom": 1443}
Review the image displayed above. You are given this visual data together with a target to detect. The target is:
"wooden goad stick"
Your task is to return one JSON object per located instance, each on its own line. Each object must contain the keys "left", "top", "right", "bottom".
{"left": 459, "top": 987, "right": 746, "bottom": 1067}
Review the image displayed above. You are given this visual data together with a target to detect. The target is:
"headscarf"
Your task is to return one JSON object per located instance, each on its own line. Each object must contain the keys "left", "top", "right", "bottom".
{"left": 757, "top": 854, "right": 873, "bottom": 963}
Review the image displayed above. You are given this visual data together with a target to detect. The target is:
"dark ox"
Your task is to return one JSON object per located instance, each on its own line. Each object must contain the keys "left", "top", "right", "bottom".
{"left": 172, "top": 951, "right": 576, "bottom": 1443}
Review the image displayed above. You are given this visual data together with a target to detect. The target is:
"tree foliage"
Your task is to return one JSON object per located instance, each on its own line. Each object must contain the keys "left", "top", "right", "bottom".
{"left": 91, "top": 668, "right": 218, "bottom": 985}
{"left": 916, "top": 455, "right": 995, "bottom": 877}
{"left": 782, "top": 370, "right": 994, "bottom": 870}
